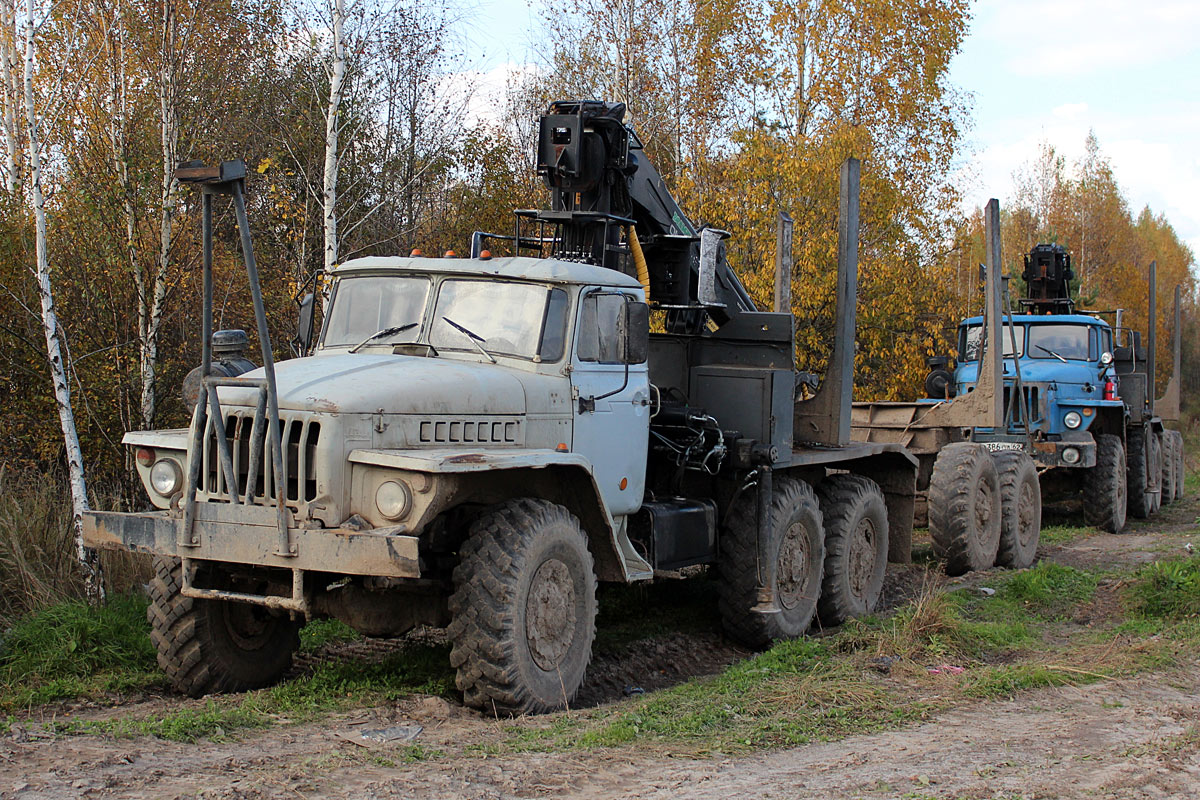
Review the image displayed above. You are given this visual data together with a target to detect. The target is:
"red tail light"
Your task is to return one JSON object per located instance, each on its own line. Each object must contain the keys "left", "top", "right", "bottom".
{"left": 1104, "top": 380, "right": 1118, "bottom": 401}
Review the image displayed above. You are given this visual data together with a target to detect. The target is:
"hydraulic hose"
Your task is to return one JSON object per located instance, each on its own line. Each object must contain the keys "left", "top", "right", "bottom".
{"left": 628, "top": 227, "right": 651, "bottom": 301}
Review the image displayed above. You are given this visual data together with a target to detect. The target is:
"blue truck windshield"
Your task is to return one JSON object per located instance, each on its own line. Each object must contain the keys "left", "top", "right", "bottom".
{"left": 1026, "top": 324, "right": 1095, "bottom": 360}
{"left": 959, "top": 322, "right": 1098, "bottom": 362}
{"left": 958, "top": 324, "right": 1025, "bottom": 362}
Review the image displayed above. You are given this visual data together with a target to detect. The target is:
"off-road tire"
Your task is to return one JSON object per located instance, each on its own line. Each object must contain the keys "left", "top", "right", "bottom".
{"left": 994, "top": 451, "right": 1041, "bottom": 569}
{"left": 719, "top": 476, "right": 825, "bottom": 649}
{"left": 928, "top": 443, "right": 1001, "bottom": 576}
{"left": 816, "top": 475, "right": 889, "bottom": 626}
{"left": 1127, "top": 425, "right": 1152, "bottom": 519}
{"left": 1162, "top": 432, "right": 1177, "bottom": 506}
{"left": 1172, "top": 431, "right": 1186, "bottom": 501}
{"left": 147, "top": 557, "right": 300, "bottom": 697}
{"left": 1149, "top": 432, "right": 1163, "bottom": 515}
{"left": 447, "top": 499, "right": 597, "bottom": 715}
{"left": 1084, "top": 434, "right": 1127, "bottom": 533}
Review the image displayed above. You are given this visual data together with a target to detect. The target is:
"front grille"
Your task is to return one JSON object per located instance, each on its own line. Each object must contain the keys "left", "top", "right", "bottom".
{"left": 1002, "top": 385, "right": 1042, "bottom": 427}
{"left": 203, "top": 412, "right": 321, "bottom": 505}
{"left": 418, "top": 418, "right": 519, "bottom": 444}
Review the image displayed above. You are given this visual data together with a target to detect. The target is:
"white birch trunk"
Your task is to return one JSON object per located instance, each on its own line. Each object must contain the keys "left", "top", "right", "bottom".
{"left": 23, "top": 0, "right": 101, "bottom": 600}
{"left": 1, "top": 0, "right": 20, "bottom": 192}
{"left": 322, "top": 0, "right": 346, "bottom": 284}
{"left": 144, "top": 0, "right": 178, "bottom": 430}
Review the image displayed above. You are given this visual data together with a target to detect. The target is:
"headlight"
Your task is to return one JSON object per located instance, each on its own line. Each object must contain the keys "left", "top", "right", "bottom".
{"left": 375, "top": 480, "right": 412, "bottom": 520}
{"left": 149, "top": 459, "right": 182, "bottom": 496}
{"left": 1064, "top": 411, "right": 1082, "bottom": 429}
{"left": 1062, "top": 447, "right": 1081, "bottom": 464}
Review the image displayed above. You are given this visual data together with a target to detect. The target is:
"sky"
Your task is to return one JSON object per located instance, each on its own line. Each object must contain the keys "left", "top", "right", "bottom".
{"left": 460, "top": 0, "right": 1200, "bottom": 261}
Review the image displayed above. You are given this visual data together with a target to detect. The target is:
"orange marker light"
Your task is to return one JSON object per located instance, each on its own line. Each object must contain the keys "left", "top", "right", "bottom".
{"left": 479, "top": 249, "right": 492, "bottom": 260}
{"left": 444, "top": 250, "right": 456, "bottom": 258}
{"left": 555, "top": 443, "right": 569, "bottom": 452}
{"left": 619, "top": 477, "right": 628, "bottom": 490}
{"left": 410, "top": 247, "right": 422, "bottom": 256}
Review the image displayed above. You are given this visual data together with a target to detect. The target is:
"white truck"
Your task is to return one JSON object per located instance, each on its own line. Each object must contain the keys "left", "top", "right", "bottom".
{"left": 85, "top": 104, "right": 923, "bottom": 714}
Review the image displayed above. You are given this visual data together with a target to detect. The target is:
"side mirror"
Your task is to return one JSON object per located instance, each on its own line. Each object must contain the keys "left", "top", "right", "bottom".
{"left": 291, "top": 293, "right": 316, "bottom": 357}
{"left": 618, "top": 301, "right": 649, "bottom": 364}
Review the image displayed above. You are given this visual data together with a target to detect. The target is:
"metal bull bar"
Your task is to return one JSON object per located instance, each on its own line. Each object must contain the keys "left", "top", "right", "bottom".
{"left": 175, "top": 160, "right": 294, "bottom": 560}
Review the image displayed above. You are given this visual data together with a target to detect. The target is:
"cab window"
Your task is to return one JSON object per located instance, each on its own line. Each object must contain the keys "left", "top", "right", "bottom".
{"left": 577, "top": 293, "right": 628, "bottom": 363}
{"left": 1027, "top": 324, "right": 1094, "bottom": 360}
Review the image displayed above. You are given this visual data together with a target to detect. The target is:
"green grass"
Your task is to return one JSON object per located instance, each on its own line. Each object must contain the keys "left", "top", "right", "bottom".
{"left": 1039, "top": 524, "right": 1094, "bottom": 546}
{"left": 993, "top": 561, "right": 1098, "bottom": 618}
{"left": 960, "top": 663, "right": 1099, "bottom": 699}
{"left": 0, "top": 593, "right": 160, "bottom": 710}
{"left": 299, "top": 617, "right": 361, "bottom": 651}
{"left": 46, "top": 642, "right": 457, "bottom": 742}
{"left": 530, "top": 636, "right": 930, "bottom": 752}
{"left": 1126, "top": 555, "right": 1200, "bottom": 620}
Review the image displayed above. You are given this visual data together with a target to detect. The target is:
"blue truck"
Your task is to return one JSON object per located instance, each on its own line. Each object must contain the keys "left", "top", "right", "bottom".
{"left": 854, "top": 235, "right": 1185, "bottom": 576}
{"left": 951, "top": 244, "right": 1183, "bottom": 532}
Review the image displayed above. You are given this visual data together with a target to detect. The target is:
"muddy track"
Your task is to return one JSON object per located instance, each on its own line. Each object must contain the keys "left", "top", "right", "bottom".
{"left": 2, "top": 495, "right": 1197, "bottom": 799}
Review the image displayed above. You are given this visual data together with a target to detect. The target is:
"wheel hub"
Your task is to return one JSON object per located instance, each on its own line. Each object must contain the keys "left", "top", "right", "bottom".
{"left": 221, "top": 601, "right": 275, "bottom": 650}
{"left": 526, "top": 558, "right": 577, "bottom": 671}
{"left": 975, "top": 480, "right": 993, "bottom": 531}
{"left": 776, "top": 521, "right": 812, "bottom": 611}
{"left": 1017, "top": 482, "right": 1038, "bottom": 548}
{"left": 848, "top": 518, "right": 876, "bottom": 599}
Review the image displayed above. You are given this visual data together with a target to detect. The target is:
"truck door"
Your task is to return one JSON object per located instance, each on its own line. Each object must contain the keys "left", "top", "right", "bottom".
{"left": 570, "top": 289, "right": 650, "bottom": 517}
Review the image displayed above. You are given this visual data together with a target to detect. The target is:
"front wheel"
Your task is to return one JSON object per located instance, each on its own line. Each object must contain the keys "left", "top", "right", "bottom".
{"left": 448, "top": 499, "right": 597, "bottom": 715}
{"left": 1127, "top": 426, "right": 1152, "bottom": 519}
{"left": 929, "top": 443, "right": 1002, "bottom": 576}
{"left": 147, "top": 557, "right": 300, "bottom": 696}
{"left": 994, "top": 451, "right": 1041, "bottom": 569}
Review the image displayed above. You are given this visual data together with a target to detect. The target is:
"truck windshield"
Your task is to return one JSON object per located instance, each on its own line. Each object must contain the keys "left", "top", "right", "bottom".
{"left": 323, "top": 276, "right": 430, "bottom": 347}
{"left": 958, "top": 324, "right": 1025, "bottom": 362}
{"left": 1027, "top": 324, "right": 1094, "bottom": 360}
{"left": 430, "top": 280, "right": 565, "bottom": 360}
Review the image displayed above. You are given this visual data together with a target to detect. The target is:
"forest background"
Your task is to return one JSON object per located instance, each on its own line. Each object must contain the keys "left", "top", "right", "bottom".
{"left": 0, "top": 0, "right": 1195, "bottom": 612}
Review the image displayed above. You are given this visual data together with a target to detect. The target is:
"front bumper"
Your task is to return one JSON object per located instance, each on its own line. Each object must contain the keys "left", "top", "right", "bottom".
{"left": 976, "top": 434, "right": 1096, "bottom": 469}
{"left": 82, "top": 503, "right": 420, "bottom": 579}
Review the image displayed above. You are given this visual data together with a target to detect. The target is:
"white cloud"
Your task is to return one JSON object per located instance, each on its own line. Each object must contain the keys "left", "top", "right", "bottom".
{"left": 1052, "top": 102, "right": 1088, "bottom": 119}
{"left": 975, "top": 0, "right": 1200, "bottom": 77}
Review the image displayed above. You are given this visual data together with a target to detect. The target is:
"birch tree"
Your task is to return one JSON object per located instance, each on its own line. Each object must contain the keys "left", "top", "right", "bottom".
{"left": 321, "top": 0, "right": 344, "bottom": 277}
{"left": 138, "top": 0, "right": 178, "bottom": 429}
{"left": 22, "top": 0, "right": 102, "bottom": 599}
{"left": 0, "top": 0, "right": 20, "bottom": 192}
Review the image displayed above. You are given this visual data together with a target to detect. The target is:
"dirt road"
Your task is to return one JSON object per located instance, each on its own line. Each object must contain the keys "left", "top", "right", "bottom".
{"left": 4, "top": 659, "right": 1198, "bottom": 799}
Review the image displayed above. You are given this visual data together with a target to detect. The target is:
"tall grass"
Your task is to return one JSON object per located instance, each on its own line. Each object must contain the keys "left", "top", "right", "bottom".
{"left": 0, "top": 468, "right": 149, "bottom": 625}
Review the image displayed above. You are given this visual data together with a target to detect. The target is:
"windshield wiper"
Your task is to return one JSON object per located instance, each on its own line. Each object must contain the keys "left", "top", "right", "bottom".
{"left": 1035, "top": 345, "right": 1069, "bottom": 363}
{"left": 349, "top": 322, "right": 417, "bottom": 353}
{"left": 441, "top": 316, "right": 497, "bottom": 363}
